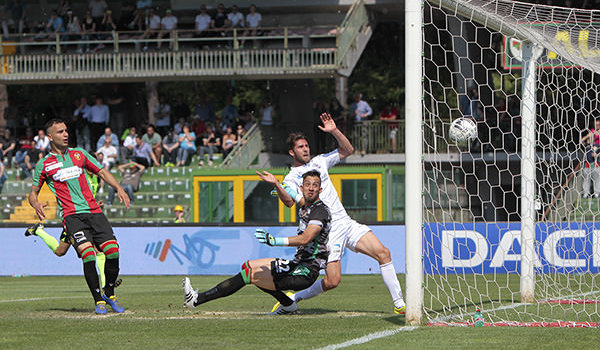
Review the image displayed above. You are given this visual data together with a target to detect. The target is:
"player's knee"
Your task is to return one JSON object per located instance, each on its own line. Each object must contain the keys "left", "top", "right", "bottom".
{"left": 376, "top": 246, "right": 392, "bottom": 264}
{"left": 322, "top": 274, "right": 341, "bottom": 290}
{"left": 100, "top": 240, "right": 119, "bottom": 259}
{"left": 240, "top": 260, "right": 252, "bottom": 284}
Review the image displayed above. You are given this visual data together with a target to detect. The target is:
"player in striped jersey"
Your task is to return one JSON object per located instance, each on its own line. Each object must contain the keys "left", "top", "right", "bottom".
{"left": 28, "top": 119, "right": 130, "bottom": 315}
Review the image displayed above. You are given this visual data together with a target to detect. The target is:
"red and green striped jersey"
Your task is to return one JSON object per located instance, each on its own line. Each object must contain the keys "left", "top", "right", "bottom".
{"left": 32, "top": 147, "right": 104, "bottom": 218}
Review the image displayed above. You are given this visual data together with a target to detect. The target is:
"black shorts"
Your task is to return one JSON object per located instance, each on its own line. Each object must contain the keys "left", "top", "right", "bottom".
{"left": 271, "top": 258, "right": 319, "bottom": 291}
{"left": 63, "top": 213, "right": 116, "bottom": 250}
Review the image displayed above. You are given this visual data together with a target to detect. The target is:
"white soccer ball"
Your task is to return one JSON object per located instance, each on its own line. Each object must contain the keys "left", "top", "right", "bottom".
{"left": 449, "top": 117, "right": 478, "bottom": 142}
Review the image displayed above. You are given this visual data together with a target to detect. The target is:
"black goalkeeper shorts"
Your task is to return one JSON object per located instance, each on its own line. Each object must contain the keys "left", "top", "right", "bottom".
{"left": 271, "top": 258, "right": 319, "bottom": 291}
{"left": 63, "top": 213, "right": 116, "bottom": 250}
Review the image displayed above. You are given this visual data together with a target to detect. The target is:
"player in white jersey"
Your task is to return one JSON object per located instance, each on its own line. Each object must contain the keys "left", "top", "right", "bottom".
{"left": 257, "top": 113, "right": 405, "bottom": 315}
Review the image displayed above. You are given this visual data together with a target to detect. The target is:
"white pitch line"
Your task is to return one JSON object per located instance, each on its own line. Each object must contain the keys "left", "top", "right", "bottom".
{"left": 0, "top": 296, "right": 88, "bottom": 303}
{"left": 315, "top": 327, "right": 418, "bottom": 350}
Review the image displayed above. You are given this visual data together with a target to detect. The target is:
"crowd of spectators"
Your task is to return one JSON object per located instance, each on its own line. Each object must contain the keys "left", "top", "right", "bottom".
{"left": 1, "top": 0, "right": 264, "bottom": 52}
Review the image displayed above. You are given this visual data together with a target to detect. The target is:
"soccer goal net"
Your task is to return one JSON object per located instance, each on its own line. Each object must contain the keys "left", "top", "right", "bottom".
{"left": 412, "top": 0, "right": 600, "bottom": 326}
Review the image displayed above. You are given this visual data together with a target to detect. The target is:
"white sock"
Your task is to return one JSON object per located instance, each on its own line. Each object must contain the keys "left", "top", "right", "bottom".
{"left": 380, "top": 262, "right": 404, "bottom": 308}
{"left": 292, "top": 279, "right": 324, "bottom": 302}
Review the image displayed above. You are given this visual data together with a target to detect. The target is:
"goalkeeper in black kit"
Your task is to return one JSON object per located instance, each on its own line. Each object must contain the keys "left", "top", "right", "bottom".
{"left": 182, "top": 170, "right": 330, "bottom": 315}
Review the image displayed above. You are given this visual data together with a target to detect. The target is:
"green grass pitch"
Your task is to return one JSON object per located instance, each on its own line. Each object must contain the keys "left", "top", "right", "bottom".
{"left": 1, "top": 275, "right": 599, "bottom": 349}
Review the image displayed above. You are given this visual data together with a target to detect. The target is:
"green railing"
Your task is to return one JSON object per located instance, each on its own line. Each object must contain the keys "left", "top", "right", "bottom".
{"left": 336, "top": 0, "right": 368, "bottom": 68}
{"left": 221, "top": 123, "right": 263, "bottom": 169}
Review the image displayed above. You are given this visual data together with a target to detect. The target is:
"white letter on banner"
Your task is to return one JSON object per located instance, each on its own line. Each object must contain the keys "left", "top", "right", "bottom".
{"left": 543, "top": 230, "right": 586, "bottom": 268}
{"left": 593, "top": 230, "right": 600, "bottom": 267}
{"left": 441, "top": 230, "right": 488, "bottom": 268}
{"left": 490, "top": 230, "right": 542, "bottom": 268}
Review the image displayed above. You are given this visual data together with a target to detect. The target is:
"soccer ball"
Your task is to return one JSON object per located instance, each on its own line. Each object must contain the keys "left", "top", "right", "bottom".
{"left": 448, "top": 117, "right": 478, "bottom": 142}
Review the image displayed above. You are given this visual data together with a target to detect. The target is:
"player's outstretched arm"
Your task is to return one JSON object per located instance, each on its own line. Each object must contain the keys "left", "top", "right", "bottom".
{"left": 255, "top": 226, "right": 321, "bottom": 247}
{"left": 256, "top": 170, "right": 295, "bottom": 207}
{"left": 318, "top": 112, "right": 354, "bottom": 159}
{"left": 98, "top": 168, "right": 131, "bottom": 209}
{"left": 28, "top": 185, "right": 47, "bottom": 220}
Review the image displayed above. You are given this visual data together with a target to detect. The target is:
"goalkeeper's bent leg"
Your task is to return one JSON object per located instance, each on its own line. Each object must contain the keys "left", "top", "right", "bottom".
{"left": 194, "top": 261, "right": 253, "bottom": 306}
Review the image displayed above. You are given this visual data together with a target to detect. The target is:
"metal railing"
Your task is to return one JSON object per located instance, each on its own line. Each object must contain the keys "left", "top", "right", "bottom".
{"left": 0, "top": 26, "right": 338, "bottom": 82}
{"left": 221, "top": 123, "right": 263, "bottom": 169}
{"left": 350, "top": 120, "right": 404, "bottom": 154}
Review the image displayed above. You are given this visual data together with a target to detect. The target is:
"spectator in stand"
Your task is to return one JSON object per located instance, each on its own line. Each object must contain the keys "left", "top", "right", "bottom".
{"left": 134, "top": 0, "right": 152, "bottom": 29}
{"left": 0, "top": 160, "right": 6, "bottom": 194}
{"left": 242, "top": 4, "right": 262, "bottom": 47}
{"left": 2, "top": 0, "right": 25, "bottom": 38}
{"left": 259, "top": 97, "right": 274, "bottom": 150}
{"left": 65, "top": 10, "right": 83, "bottom": 53}
{"left": 96, "top": 127, "right": 119, "bottom": 152}
{"left": 142, "top": 125, "right": 162, "bottom": 166}
{"left": 212, "top": 3, "right": 228, "bottom": 39}
{"left": 15, "top": 128, "right": 34, "bottom": 179}
{"left": 173, "top": 204, "right": 185, "bottom": 223}
{"left": 140, "top": 7, "right": 160, "bottom": 51}
{"left": 107, "top": 84, "right": 125, "bottom": 138}
{"left": 227, "top": 4, "right": 244, "bottom": 29}
{"left": 120, "top": 126, "right": 137, "bottom": 161}
{"left": 97, "top": 9, "right": 117, "bottom": 50}
{"left": 162, "top": 129, "right": 179, "bottom": 167}
{"left": 191, "top": 116, "right": 207, "bottom": 142}
{"left": 350, "top": 93, "right": 372, "bottom": 122}
{"left": 73, "top": 96, "right": 91, "bottom": 151}
{"left": 33, "top": 129, "right": 51, "bottom": 160}
{"left": 89, "top": 96, "right": 110, "bottom": 149}
{"left": 157, "top": 9, "right": 177, "bottom": 50}
{"left": 107, "top": 160, "right": 145, "bottom": 206}
{"left": 235, "top": 124, "right": 247, "bottom": 145}
{"left": 154, "top": 95, "right": 171, "bottom": 135}
{"left": 172, "top": 93, "right": 190, "bottom": 124}
{"left": 221, "top": 95, "right": 238, "bottom": 129}
{"left": 198, "top": 125, "right": 220, "bottom": 166}
{"left": 0, "top": 128, "right": 17, "bottom": 167}
{"left": 57, "top": 0, "right": 72, "bottom": 19}
{"left": 46, "top": 10, "right": 66, "bottom": 51}
{"left": 380, "top": 102, "right": 399, "bottom": 153}
{"left": 81, "top": 11, "right": 96, "bottom": 52}
{"left": 133, "top": 134, "right": 157, "bottom": 167}
{"left": 173, "top": 117, "right": 186, "bottom": 135}
{"left": 221, "top": 126, "right": 236, "bottom": 158}
{"left": 195, "top": 5, "right": 212, "bottom": 41}
{"left": 96, "top": 135, "right": 118, "bottom": 171}
{"left": 176, "top": 124, "right": 196, "bottom": 166}
{"left": 117, "top": 1, "right": 136, "bottom": 31}
{"left": 581, "top": 119, "right": 600, "bottom": 198}
{"left": 193, "top": 93, "right": 215, "bottom": 123}
{"left": 89, "top": 0, "right": 108, "bottom": 25}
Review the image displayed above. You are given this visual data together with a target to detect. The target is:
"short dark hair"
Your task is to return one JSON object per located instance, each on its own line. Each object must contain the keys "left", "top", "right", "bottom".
{"left": 45, "top": 118, "right": 66, "bottom": 134}
{"left": 286, "top": 132, "right": 307, "bottom": 151}
{"left": 302, "top": 170, "right": 321, "bottom": 184}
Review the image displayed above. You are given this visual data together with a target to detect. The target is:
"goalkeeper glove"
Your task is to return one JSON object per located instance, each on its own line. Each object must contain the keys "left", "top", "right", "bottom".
{"left": 254, "top": 228, "right": 288, "bottom": 246}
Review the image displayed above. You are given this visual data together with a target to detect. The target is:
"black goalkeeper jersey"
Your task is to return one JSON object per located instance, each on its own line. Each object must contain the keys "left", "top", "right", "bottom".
{"left": 294, "top": 199, "right": 331, "bottom": 270}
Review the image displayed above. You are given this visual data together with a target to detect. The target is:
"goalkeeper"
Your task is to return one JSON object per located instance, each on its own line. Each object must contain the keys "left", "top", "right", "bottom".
{"left": 182, "top": 170, "right": 330, "bottom": 315}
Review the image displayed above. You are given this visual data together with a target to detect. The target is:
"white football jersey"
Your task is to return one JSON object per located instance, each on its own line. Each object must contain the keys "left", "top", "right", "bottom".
{"left": 283, "top": 150, "right": 349, "bottom": 221}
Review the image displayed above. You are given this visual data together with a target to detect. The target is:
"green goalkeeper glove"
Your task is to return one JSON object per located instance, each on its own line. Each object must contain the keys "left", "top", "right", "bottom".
{"left": 254, "top": 229, "right": 288, "bottom": 246}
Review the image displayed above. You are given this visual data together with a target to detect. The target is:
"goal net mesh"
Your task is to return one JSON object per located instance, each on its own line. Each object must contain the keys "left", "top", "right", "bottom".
{"left": 422, "top": 0, "right": 600, "bottom": 325}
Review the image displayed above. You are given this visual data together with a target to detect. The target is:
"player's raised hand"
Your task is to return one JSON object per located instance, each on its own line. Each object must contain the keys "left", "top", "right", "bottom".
{"left": 256, "top": 170, "right": 278, "bottom": 185}
{"left": 318, "top": 112, "right": 337, "bottom": 133}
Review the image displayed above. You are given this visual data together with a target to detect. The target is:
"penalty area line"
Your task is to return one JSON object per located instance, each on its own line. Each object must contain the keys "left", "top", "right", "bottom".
{"left": 315, "top": 326, "right": 418, "bottom": 350}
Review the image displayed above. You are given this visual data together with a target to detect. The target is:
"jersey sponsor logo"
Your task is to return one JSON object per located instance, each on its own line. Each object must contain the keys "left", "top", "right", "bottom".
{"left": 52, "top": 166, "right": 83, "bottom": 182}
{"left": 45, "top": 162, "right": 63, "bottom": 171}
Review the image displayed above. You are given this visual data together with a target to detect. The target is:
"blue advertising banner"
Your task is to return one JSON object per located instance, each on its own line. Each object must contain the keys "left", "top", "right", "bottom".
{"left": 0, "top": 225, "right": 405, "bottom": 276}
{"left": 424, "top": 223, "right": 600, "bottom": 274}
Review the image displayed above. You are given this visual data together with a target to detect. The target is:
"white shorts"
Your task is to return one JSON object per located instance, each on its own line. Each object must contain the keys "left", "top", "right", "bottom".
{"left": 326, "top": 217, "right": 371, "bottom": 263}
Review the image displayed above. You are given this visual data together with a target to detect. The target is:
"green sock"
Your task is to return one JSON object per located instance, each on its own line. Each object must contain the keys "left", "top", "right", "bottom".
{"left": 35, "top": 227, "right": 59, "bottom": 253}
{"left": 96, "top": 252, "right": 106, "bottom": 289}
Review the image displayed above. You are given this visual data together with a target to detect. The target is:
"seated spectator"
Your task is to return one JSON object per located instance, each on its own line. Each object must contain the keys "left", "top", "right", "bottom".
{"left": 236, "top": 124, "right": 247, "bottom": 145}
{"left": 140, "top": 7, "right": 161, "bottom": 51}
{"left": 15, "top": 128, "right": 35, "bottom": 179}
{"left": 96, "top": 135, "right": 118, "bottom": 169}
{"left": 194, "top": 5, "right": 211, "bottom": 38}
{"left": 97, "top": 127, "right": 120, "bottom": 151}
{"left": 142, "top": 125, "right": 162, "bottom": 166}
{"left": 120, "top": 126, "right": 137, "bottom": 161}
{"left": 162, "top": 129, "right": 179, "bottom": 166}
{"left": 212, "top": 3, "right": 227, "bottom": 38}
{"left": 81, "top": 11, "right": 97, "bottom": 52}
{"left": 2, "top": 0, "right": 25, "bottom": 38}
{"left": 227, "top": 4, "right": 244, "bottom": 29}
{"left": 173, "top": 117, "right": 186, "bottom": 135}
{"left": 65, "top": 10, "right": 83, "bottom": 53}
{"left": 176, "top": 124, "right": 196, "bottom": 166}
{"left": 133, "top": 0, "right": 152, "bottom": 30}
{"left": 242, "top": 4, "right": 262, "bottom": 47}
{"left": 33, "top": 129, "right": 51, "bottom": 160}
{"left": 154, "top": 95, "right": 171, "bottom": 135}
{"left": 221, "top": 126, "right": 236, "bottom": 158}
{"left": 46, "top": 10, "right": 66, "bottom": 51}
{"left": 0, "top": 128, "right": 17, "bottom": 167}
{"left": 133, "top": 134, "right": 158, "bottom": 167}
{"left": 199, "top": 125, "right": 220, "bottom": 166}
{"left": 107, "top": 160, "right": 145, "bottom": 206}
{"left": 157, "top": 9, "right": 177, "bottom": 50}
{"left": 0, "top": 160, "right": 6, "bottom": 194}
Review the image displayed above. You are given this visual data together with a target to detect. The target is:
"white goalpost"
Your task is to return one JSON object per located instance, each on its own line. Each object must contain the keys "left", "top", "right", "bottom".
{"left": 406, "top": 0, "right": 600, "bottom": 326}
